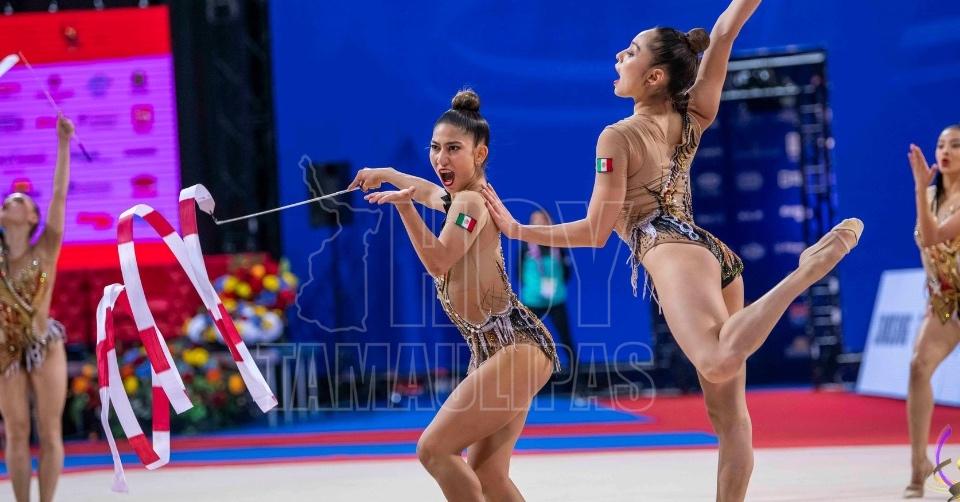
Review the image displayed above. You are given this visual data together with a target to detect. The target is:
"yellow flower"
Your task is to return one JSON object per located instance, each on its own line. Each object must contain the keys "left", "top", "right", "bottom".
{"left": 184, "top": 347, "right": 210, "bottom": 367}
{"left": 236, "top": 282, "right": 252, "bottom": 299}
{"left": 251, "top": 264, "right": 266, "bottom": 279}
{"left": 282, "top": 272, "right": 298, "bottom": 288}
{"left": 223, "top": 298, "right": 237, "bottom": 312}
{"left": 254, "top": 305, "right": 268, "bottom": 316}
{"left": 263, "top": 275, "right": 280, "bottom": 292}
{"left": 123, "top": 375, "right": 139, "bottom": 395}
{"left": 222, "top": 275, "right": 238, "bottom": 294}
{"left": 228, "top": 374, "right": 245, "bottom": 395}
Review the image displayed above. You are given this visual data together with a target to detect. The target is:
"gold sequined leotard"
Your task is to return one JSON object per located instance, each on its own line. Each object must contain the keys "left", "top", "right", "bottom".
{"left": 605, "top": 111, "right": 744, "bottom": 296}
{"left": 434, "top": 191, "right": 559, "bottom": 374}
{"left": 0, "top": 250, "right": 64, "bottom": 376}
{"left": 917, "top": 187, "right": 960, "bottom": 324}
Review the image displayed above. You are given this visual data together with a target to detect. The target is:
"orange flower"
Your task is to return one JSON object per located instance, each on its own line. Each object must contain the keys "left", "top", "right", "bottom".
{"left": 71, "top": 376, "right": 90, "bottom": 394}
{"left": 228, "top": 374, "right": 245, "bottom": 395}
{"left": 206, "top": 368, "right": 223, "bottom": 384}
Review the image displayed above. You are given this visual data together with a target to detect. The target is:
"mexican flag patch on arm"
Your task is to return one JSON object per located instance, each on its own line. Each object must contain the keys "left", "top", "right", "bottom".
{"left": 455, "top": 212, "right": 477, "bottom": 232}
{"left": 596, "top": 158, "right": 613, "bottom": 173}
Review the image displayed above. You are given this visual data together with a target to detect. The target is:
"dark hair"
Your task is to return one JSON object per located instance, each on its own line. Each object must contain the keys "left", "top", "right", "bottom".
{"left": 30, "top": 203, "right": 40, "bottom": 238}
{"left": 932, "top": 124, "right": 960, "bottom": 211}
{"left": 434, "top": 89, "right": 491, "bottom": 173}
{"left": 649, "top": 27, "right": 710, "bottom": 114}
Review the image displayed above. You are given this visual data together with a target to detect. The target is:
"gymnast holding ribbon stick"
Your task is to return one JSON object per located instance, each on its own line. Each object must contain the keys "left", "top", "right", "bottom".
{"left": 0, "top": 114, "right": 73, "bottom": 502}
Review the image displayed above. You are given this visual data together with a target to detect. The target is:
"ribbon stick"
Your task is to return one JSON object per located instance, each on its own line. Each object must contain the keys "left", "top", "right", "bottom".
{"left": 17, "top": 51, "right": 93, "bottom": 161}
{"left": 207, "top": 187, "right": 358, "bottom": 225}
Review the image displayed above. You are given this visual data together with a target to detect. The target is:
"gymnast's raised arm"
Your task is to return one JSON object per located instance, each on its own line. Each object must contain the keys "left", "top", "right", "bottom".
{"left": 687, "top": 0, "right": 762, "bottom": 130}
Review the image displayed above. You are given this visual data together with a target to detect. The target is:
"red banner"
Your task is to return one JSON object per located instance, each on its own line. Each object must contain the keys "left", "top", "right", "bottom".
{"left": 0, "top": 6, "right": 171, "bottom": 64}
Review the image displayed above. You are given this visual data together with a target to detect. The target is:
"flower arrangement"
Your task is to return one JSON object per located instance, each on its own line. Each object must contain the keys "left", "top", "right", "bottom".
{"left": 65, "top": 256, "right": 298, "bottom": 438}
{"left": 185, "top": 258, "right": 298, "bottom": 345}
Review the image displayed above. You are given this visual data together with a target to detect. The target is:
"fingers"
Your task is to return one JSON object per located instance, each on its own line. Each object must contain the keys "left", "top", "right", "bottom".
{"left": 480, "top": 185, "right": 504, "bottom": 211}
{"left": 348, "top": 172, "right": 362, "bottom": 188}
{"left": 908, "top": 145, "right": 926, "bottom": 176}
{"left": 362, "top": 189, "right": 412, "bottom": 205}
{"left": 909, "top": 145, "right": 922, "bottom": 167}
{"left": 916, "top": 147, "right": 932, "bottom": 168}
{"left": 349, "top": 170, "right": 369, "bottom": 192}
{"left": 481, "top": 183, "right": 499, "bottom": 201}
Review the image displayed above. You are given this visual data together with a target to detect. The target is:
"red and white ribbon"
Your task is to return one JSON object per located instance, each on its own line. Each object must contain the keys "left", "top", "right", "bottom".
{"left": 96, "top": 185, "right": 278, "bottom": 492}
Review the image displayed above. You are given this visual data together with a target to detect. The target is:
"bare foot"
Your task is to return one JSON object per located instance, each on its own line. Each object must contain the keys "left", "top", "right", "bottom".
{"left": 798, "top": 218, "right": 863, "bottom": 280}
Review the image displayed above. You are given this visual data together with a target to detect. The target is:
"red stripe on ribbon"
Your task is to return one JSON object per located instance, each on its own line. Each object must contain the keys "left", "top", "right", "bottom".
{"left": 96, "top": 341, "right": 110, "bottom": 388}
{"left": 127, "top": 434, "right": 162, "bottom": 465}
{"left": 117, "top": 217, "right": 134, "bottom": 244}
{"left": 152, "top": 387, "right": 171, "bottom": 431}
{"left": 138, "top": 327, "right": 172, "bottom": 373}
{"left": 216, "top": 304, "right": 244, "bottom": 362}
{"left": 179, "top": 199, "right": 198, "bottom": 236}
{"left": 142, "top": 211, "right": 176, "bottom": 238}
{"left": 104, "top": 306, "right": 117, "bottom": 350}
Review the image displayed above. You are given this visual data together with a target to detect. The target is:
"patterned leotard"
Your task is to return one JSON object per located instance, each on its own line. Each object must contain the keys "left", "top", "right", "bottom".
{"left": 434, "top": 191, "right": 559, "bottom": 373}
{"left": 917, "top": 186, "right": 960, "bottom": 324}
{"left": 605, "top": 112, "right": 743, "bottom": 296}
{"left": 0, "top": 250, "right": 64, "bottom": 376}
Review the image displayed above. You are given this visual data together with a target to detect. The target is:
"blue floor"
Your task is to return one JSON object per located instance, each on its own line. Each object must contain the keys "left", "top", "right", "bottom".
{"left": 1, "top": 396, "right": 717, "bottom": 476}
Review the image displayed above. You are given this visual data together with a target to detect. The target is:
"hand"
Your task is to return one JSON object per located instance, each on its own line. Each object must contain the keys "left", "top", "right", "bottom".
{"left": 349, "top": 167, "right": 392, "bottom": 192}
{"left": 364, "top": 186, "right": 416, "bottom": 206}
{"left": 909, "top": 144, "right": 938, "bottom": 190}
{"left": 56, "top": 113, "right": 75, "bottom": 142}
{"left": 480, "top": 184, "right": 521, "bottom": 239}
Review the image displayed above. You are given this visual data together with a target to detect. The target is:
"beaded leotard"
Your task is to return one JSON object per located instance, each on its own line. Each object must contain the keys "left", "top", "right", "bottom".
{"left": 917, "top": 186, "right": 960, "bottom": 324}
{"left": 0, "top": 250, "right": 64, "bottom": 376}
{"left": 606, "top": 111, "right": 743, "bottom": 296}
{"left": 434, "top": 191, "right": 559, "bottom": 373}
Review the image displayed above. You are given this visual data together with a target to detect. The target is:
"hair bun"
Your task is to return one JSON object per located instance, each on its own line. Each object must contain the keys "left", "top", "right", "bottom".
{"left": 685, "top": 28, "right": 710, "bottom": 54}
{"left": 451, "top": 89, "right": 481, "bottom": 113}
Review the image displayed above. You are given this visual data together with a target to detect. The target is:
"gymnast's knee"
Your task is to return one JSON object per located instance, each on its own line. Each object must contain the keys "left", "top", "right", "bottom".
{"left": 416, "top": 433, "right": 450, "bottom": 473}
{"left": 705, "top": 405, "right": 752, "bottom": 436}
{"left": 2, "top": 416, "right": 31, "bottom": 451}
{"left": 696, "top": 354, "right": 742, "bottom": 384}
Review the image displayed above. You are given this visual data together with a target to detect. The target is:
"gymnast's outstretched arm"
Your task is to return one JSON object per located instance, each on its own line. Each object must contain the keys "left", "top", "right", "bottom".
{"left": 39, "top": 114, "right": 74, "bottom": 257}
{"left": 481, "top": 128, "right": 627, "bottom": 249}
{"left": 349, "top": 167, "right": 448, "bottom": 211}
{"left": 688, "top": 0, "right": 762, "bottom": 130}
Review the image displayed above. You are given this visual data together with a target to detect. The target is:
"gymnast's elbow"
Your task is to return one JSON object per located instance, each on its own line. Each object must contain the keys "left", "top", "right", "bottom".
{"left": 426, "top": 259, "right": 452, "bottom": 278}
{"left": 589, "top": 230, "right": 613, "bottom": 248}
